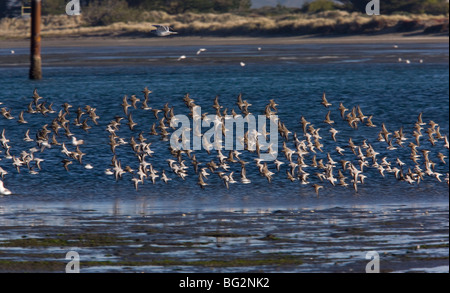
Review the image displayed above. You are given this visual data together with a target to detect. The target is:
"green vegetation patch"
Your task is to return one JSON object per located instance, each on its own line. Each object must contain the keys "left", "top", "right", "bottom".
{"left": 0, "top": 233, "right": 131, "bottom": 248}
{"left": 0, "top": 254, "right": 304, "bottom": 272}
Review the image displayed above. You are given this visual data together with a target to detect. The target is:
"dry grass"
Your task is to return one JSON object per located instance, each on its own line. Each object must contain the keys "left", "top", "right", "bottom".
{"left": 0, "top": 11, "right": 448, "bottom": 39}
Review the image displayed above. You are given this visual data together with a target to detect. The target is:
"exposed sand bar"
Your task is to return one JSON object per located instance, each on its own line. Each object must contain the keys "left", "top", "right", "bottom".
{"left": 1, "top": 33, "right": 447, "bottom": 67}
{"left": 1, "top": 33, "right": 448, "bottom": 49}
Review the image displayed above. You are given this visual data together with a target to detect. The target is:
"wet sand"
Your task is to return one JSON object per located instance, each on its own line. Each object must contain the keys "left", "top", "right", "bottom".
{"left": 1, "top": 33, "right": 449, "bottom": 49}
{"left": 1, "top": 34, "right": 448, "bottom": 67}
{"left": 0, "top": 204, "right": 448, "bottom": 273}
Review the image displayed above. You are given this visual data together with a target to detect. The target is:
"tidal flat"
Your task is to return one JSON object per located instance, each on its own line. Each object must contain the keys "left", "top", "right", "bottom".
{"left": 0, "top": 204, "right": 447, "bottom": 273}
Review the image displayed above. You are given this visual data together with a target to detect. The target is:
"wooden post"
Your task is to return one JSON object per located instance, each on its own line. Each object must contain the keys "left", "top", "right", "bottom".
{"left": 29, "top": 0, "right": 42, "bottom": 80}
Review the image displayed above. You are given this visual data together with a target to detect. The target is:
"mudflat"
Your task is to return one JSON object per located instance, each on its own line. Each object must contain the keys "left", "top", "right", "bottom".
{"left": 0, "top": 204, "right": 448, "bottom": 273}
{"left": 0, "top": 33, "right": 448, "bottom": 49}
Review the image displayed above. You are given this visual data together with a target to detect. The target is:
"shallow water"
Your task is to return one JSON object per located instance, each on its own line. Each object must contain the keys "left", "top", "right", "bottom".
{"left": 0, "top": 204, "right": 447, "bottom": 273}
{"left": 0, "top": 42, "right": 449, "bottom": 207}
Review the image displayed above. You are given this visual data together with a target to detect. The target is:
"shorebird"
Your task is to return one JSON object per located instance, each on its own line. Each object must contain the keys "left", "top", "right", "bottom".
{"left": 127, "top": 113, "right": 137, "bottom": 130}
{"left": 148, "top": 169, "right": 159, "bottom": 184}
{"left": 151, "top": 25, "right": 178, "bottom": 36}
{"left": 300, "top": 116, "right": 310, "bottom": 134}
{"left": 274, "top": 159, "right": 284, "bottom": 171}
{"left": 356, "top": 106, "right": 367, "bottom": 122}
{"left": 236, "top": 93, "right": 245, "bottom": 111}
{"left": 81, "top": 119, "right": 91, "bottom": 132}
{"left": 142, "top": 86, "right": 152, "bottom": 98}
{"left": 62, "top": 159, "right": 72, "bottom": 172}
{"left": 417, "top": 112, "right": 426, "bottom": 126}
{"left": 335, "top": 146, "right": 345, "bottom": 156}
{"left": 32, "top": 88, "right": 43, "bottom": 105}
{"left": 312, "top": 184, "right": 323, "bottom": 196}
{"left": 0, "top": 180, "right": 12, "bottom": 195}
{"left": 198, "top": 174, "right": 208, "bottom": 189}
{"left": 200, "top": 167, "right": 210, "bottom": 179}
{"left": 0, "top": 129, "right": 10, "bottom": 147}
{"left": 323, "top": 111, "right": 334, "bottom": 125}
{"left": 380, "top": 123, "right": 392, "bottom": 142}
{"left": 161, "top": 170, "right": 171, "bottom": 184}
{"left": 152, "top": 109, "right": 162, "bottom": 119}
{"left": 1, "top": 107, "right": 14, "bottom": 120}
{"left": 196, "top": 48, "right": 207, "bottom": 55}
{"left": 338, "top": 102, "right": 348, "bottom": 120}
{"left": 121, "top": 96, "right": 131, "bottom": 115}
{"left": 23, "top": 129, "right": 33, "bottom": 142}
{"left": 321, "top": 91, "right": 332, "bottom": 108}
{"left": 131, "top": 177, "right": 142, "bottom": 191}
{"left": 113, "top": 161, "right": 125, "bottom": 181}
{"left": 365, "top": 115, "right": 376, "bottom": 127}
{"left": 17, "top": 111, "right": 27, "bottom": 124}
{"left": 0, "top": 167, "right": 8, "bottom": 179}
{"left": 437, "top": 153, "right": 447, "bottom": 164}
{"left": 71, "top": 136, "right": 84, "bottom": 146}
{"left": 240, "top": 165, "right": 251, "bottom": 184}
{"left": 329, "top": 128, "right": 338, "bottom": 142}
{"left": 261, "top": 163, "right": 274, "bottom": 183}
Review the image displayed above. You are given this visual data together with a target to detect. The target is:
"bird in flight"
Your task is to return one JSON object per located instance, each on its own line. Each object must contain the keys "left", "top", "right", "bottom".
{"left": 196, "top": 48, "right": 207, "bottom": 55}
{"left": 151, "top": 25, "right": 178, "bottom": 36}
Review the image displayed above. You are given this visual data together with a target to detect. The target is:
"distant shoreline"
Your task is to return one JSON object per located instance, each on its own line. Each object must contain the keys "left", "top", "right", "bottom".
{"left": 0, "top": 33, "right": 448, "bottom": 49}
{"left": 1, "top": 11, "right": 448, "bottom": 46}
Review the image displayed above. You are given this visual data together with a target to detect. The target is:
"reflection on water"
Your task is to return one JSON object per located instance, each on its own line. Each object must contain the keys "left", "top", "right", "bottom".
{"left": 0, "top": 202, "right": 447, "bottom": 273}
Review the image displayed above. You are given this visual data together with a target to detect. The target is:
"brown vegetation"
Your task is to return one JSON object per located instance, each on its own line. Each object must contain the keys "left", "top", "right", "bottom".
{"left": 0, "top": 11, "right": 448, "bottom": 39}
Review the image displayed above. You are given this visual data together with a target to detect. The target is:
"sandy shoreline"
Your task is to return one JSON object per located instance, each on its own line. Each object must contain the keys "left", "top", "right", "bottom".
{"left": 1, "top": 33, "right": 448, "bottom": 49}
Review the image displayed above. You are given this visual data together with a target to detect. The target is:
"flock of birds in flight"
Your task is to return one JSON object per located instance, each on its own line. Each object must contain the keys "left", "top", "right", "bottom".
{"left": 0, "top": 85, "right": 448, "bottom": 196}
{"left": 0, "top": 31, "right": 447, "bottom": 195}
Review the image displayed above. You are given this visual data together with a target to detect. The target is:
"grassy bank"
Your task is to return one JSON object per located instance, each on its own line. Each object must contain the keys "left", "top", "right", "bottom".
{"left": 0, "top": 11, "right": 448, "bottom": 40}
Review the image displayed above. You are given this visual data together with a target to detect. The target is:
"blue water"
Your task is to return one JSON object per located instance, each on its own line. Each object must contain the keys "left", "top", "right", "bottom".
{"left": 0, "top": 42, "right": 448, "bottom": 212}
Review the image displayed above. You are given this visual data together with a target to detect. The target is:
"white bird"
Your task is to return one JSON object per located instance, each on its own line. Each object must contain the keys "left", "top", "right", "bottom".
{"left": 240, "top": 62, "right": 246, "bottom": 67}
{"left": 71, "top": 136, "right": 84, "bottom": 146}
{"left": 0, "top": 167, "right": 8, "bottom": 179}
{"left": 10, "top": 50, "right": 15, "bottom": 54}
{"left": 196, "top": 48, "right": 207, "bottom": 55}
{"left": 177, "top": 55, "right": 186, "bottom": 61}
{"left": 0, "top": 180, "right": 12, "bottom": 195}
{"left": 131, "top": 177, "right": 143, "bottom": 191}
{"left": 151, "top": 25, "right": 178, "bottom": 36}
{"left": 104, "top": 169, "right": 114, "bottom": 176}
